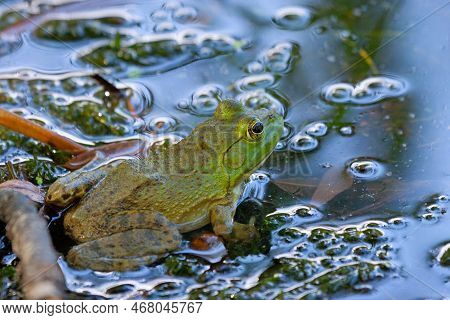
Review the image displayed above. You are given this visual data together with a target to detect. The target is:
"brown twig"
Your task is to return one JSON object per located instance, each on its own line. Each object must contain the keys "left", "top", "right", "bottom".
{"left": 0, "top": 189, "right": 66, "bottom": 299}
{"left": 0, "top": 108, "right": 146, "bottom": 170}
{"left": 0, "top": 108, "right": 88, "bottom": 155}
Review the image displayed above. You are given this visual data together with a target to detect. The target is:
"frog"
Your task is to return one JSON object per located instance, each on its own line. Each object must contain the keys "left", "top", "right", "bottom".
{"left": 46, "top": 99, "right": 283, "bottom": 271}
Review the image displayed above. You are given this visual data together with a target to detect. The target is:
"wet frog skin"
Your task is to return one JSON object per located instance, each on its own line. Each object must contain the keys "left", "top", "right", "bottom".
{"left": 46, "top": 100, "right": 283, "bottom": 271}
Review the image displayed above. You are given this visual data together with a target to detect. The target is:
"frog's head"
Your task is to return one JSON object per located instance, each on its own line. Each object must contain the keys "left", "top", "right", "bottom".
{"left": 204, "top": 99, "right": 283, "bottom": 186}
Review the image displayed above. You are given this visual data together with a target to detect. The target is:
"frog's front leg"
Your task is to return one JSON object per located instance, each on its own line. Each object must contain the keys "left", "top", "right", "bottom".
{"left": 46, "top": 164, "right": 114, "bottom": 207}
{"left": 210, "top": 186, "right": 257, "bottom": 241}
{"left": 67, "top": 212, "right": 182, "bottom": 271}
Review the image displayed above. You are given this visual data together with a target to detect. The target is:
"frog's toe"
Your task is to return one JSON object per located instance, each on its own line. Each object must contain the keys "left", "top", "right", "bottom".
{"left": 67, "top": 228, "right": 182, "bottom": 272}
{"left": 223, "top": 222, "right": 259, "bottom": 242}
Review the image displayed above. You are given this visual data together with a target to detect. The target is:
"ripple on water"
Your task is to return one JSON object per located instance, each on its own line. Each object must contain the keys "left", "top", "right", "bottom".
{"left": 272, "top": 6, "right": 313, "bottom": 31}
{"left": 346, "top": 158, "right": 385, "bottom": 180}
{"left": 322, "top": 76, "right": 408, "bottom": 105}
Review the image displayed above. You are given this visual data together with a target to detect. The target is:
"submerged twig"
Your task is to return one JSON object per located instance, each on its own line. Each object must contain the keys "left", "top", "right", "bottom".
{"left": 0, "top": 108, "right": 145, "bottom": 170}
{"left": 90, "top": 74, "right": 138, "bottom": 117}
{"left": 0, "top": 189, "right": 66, "bottom": 299}
{"left": 0, "top": 108, "right": 88, "bottom": 155}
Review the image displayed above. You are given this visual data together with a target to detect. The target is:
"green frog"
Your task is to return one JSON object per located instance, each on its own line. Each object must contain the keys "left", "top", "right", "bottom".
{"left": 46, "top": 100, "right": 283, "bottom": 271}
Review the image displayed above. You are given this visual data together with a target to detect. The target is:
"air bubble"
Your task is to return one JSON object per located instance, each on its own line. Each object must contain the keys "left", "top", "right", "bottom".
{"left": 151, "top": 9, "right": 169, "bottom": 22}
{"left": 322, "top": 76, "right": 408, "bottom": 105}
{"left": 163, "top": 0, "right": 183, "bottom": 11}
{"left": 147, "top": 116, "right": 177, "bottom": 133}
{"left": 236, "top": 89, "right": 286, "bottom": 116}
{"left": 121, "top": 82, "right": 153, "bottom": 116}
{"left": 178, "top": 84, "right": 223, "bottom": 116}
{"left": 234, "top": 73, "right": 277, "bottom": 91}
{"left": 153, "top": 21, "right": 176, "bottom": 33}
{"left": 288, "top": 133, "right": 318, "bottom": 152}
{"left": 272, "top": 6, "right": 313, "bottom": 31}
{"left": 304, "top": 121, "right": 327, "bottom": 137}
{"left": 437, "top": 243, "right": 450, "bottom": 266}
{"left": 173, "top": 6, "right": 197, "bottom": 23}
{"left": 322, "top": 83, "right": 353, "bottom": 104}
{"left": 275, "top": 141, "right": 287, "bottom": 151}
{"left": 347, "top": 158, "right": 385, "bottom": 180}
{"left": 425, "top": 204, "right": 446, "bottom": 214}
{"left": 293, "top": 205, "right": 321, "bottom": 218}
{"left": 259, "top": 41, "right": 299, "bottom": 74}
{"left": 339, "top": 125, "right": 354, "bottom": 136}
{"left": 244, "top": 61, "right": 264, "bottom": 74}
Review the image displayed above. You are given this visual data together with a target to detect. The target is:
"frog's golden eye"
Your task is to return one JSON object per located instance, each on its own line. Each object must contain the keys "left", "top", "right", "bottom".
{"left": 248, "top": 120, "right": 264, "bottom": 139}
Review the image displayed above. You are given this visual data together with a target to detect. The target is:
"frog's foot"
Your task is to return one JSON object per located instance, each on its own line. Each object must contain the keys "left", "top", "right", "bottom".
{"left": 46, "top": 165, "right": 112, "bottom": 207}
{"left": 222, "top": 222, "right": 258, "bottom": 242}
{"left": 67, "top": 227, "right": 182, "bottom": 272}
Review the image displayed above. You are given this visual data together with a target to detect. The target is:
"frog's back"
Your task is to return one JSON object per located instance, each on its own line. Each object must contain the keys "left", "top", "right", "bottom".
{"left": 64, "top": 148, "right": 229, "bottom": 241}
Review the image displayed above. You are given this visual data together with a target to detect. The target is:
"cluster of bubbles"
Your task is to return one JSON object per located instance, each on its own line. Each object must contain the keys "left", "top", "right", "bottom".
{"left": 150, "top": 0, "right": 198, "bottom": 33}
{"left": 177, "top": 41, "right": 298, "bottom": 118}
{"left": 61, "top": 211, "right": 396, "bottom": 299}
{"left": 231, "top": 41, "right": 299, "bottom": 117}
{"left": 322, "top": 76, "right": 408, "bottom": 105}
{"left": 272, "top": 6, "right": 313, "bottom": 31}
{"left": 82, "top": 28, "right": 248, "bottom": 76}
{"left": 288, "top": 121, "right": 328, "bottom": 153}
{"left": 0, "top": 75, "right": 152, "bottom": 139}
{"left": 34, "top": 15, "right": 136, "bottom": 42}
{"left": 236, "top": 89, "right": 287, "bottom": 117}
{"left": 269, "top": 204, "right": 323, "bottom": 227}
{"left": 253, "top": 41, "right": 300, "bottom": 74}
{"left": 416, "top": 194, "right": 448, "bottom": 223}
{"left": 242, "top": 41, "right": 299, "bottom": 77}
{"left": 346, "top": 157, "right": 385, "bottom": 180}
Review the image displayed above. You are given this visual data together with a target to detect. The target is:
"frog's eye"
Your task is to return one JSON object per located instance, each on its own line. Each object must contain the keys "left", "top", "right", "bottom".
{"left": 247, "top": 119, "right": 264, "bottom": 139}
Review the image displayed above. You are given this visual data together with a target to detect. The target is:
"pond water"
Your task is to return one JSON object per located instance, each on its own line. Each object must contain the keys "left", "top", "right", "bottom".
{"left": 0, "top": 0, "right": 449, "bottom": 299}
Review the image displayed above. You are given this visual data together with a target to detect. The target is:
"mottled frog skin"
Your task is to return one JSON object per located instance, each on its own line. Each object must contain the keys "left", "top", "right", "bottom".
{"left": 46, "top": 100, "right": 283, "bottom": 271}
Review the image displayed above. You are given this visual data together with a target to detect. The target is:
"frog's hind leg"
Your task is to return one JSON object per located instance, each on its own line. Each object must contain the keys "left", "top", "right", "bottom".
{"left": 46, "top": 164, "right": 113, "bottom": 207}
{"left": 66, "top": 213, "right": 182, "bottom": 271}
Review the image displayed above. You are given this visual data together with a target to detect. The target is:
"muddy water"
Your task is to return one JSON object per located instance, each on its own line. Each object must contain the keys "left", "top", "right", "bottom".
{"left": 0, "top": 0, "right": 449, "bottom": 299}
